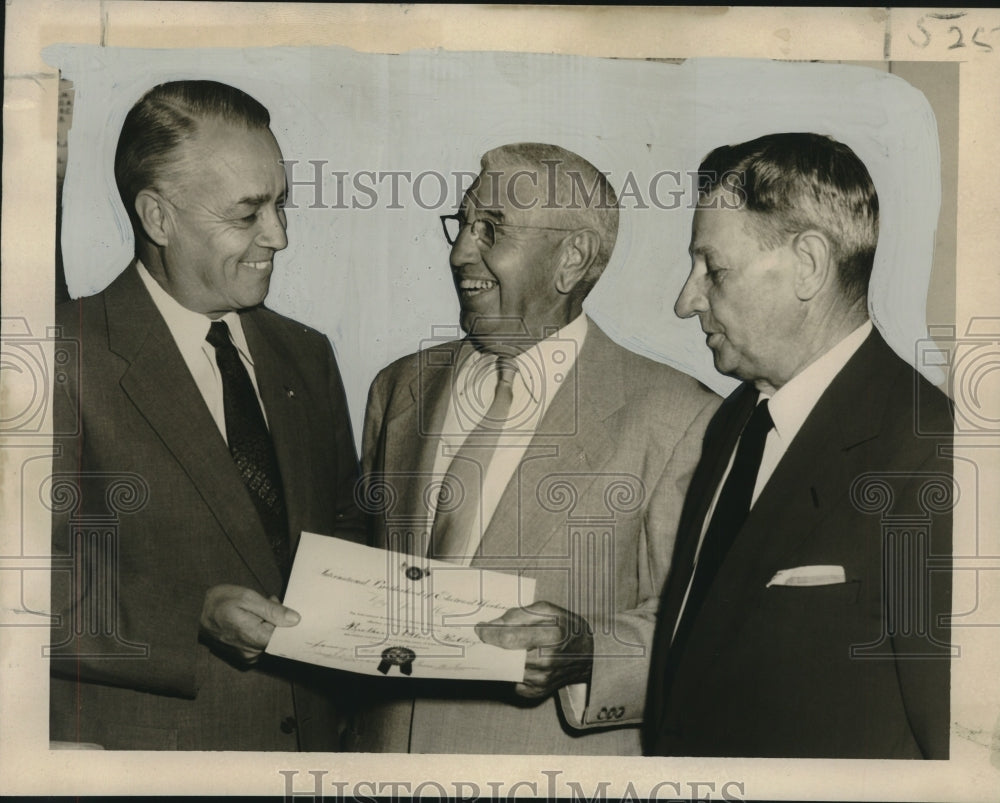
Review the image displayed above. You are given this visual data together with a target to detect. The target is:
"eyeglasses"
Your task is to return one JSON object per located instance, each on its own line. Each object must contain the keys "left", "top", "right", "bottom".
{"left": 439, "top": 213, "right": 577, "bottom": 249}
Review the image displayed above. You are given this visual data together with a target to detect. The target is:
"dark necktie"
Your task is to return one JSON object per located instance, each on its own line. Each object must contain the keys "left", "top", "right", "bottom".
{"left": 429, "top": 355, "right": 519, "bottom": 562}
{"left": 670, "top": 398, "right": 774, "bottom": 654}
{"left": 206, "top": 320, "right": 290, "bottom": 576}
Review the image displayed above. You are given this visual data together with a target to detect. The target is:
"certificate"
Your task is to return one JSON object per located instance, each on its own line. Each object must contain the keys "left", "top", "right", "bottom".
{"left": 265, "top": 532, "right": 535, "bottom": 682}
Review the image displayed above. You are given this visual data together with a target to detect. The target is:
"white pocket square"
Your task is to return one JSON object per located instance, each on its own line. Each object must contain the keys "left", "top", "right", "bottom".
{"left": 766, "top": 565, "right": 846, "bottom": 587}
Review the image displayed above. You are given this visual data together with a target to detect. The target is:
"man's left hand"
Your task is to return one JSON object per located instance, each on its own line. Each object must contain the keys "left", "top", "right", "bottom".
{"left": 475, "top": 601, "right": 594, "bottom": 699}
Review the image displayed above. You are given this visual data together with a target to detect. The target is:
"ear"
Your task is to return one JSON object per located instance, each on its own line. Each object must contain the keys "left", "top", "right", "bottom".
{"left": 791, "top": 230, "right": 832, "bottom": 301}
{"left": 133, "top": 189, "right": 171, "bottom": 247}
{"left": 554, "top": 229, "right": 601, "bottom": 295}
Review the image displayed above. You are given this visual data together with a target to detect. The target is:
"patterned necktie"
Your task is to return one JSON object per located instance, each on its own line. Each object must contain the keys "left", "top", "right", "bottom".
{"left": 670, "top": 398, "right": 774, "bottom": 653}
{"left": 206, "top": 320, "right": 290, "bottom": 576}
{"left": 429, "top": 355, "right": 519, "bottom": 562}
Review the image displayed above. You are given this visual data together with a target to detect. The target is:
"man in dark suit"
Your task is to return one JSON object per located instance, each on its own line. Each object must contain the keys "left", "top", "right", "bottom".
{"left": 348, "top": 143, "right": 719, "bottom": 754}
{"left": 643, "top": 133, "right": 953, "bottom": 759}
{"left": 49, "top": 80, "right": 362, "bottom": 750}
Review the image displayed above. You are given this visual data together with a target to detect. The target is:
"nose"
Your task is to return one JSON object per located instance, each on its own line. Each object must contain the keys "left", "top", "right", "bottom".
{"left": 674, "top": 267, "right": 707, "bottom": 319}
{"left": 449, "top": 222, "right": 482, "bottom": 271}
{"left": 257, "top": 205, "right": 289, "bottom": 252}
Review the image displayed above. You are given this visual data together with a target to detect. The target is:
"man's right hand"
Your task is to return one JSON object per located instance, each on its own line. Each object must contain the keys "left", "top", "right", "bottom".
{"left": 199, "top": 584, "right": 300, "bottom": 662}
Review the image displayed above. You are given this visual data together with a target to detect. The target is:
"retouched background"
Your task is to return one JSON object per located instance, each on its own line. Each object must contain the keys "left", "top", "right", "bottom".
{"left": 49, "top": 46, "right": 953, "bottom": 440}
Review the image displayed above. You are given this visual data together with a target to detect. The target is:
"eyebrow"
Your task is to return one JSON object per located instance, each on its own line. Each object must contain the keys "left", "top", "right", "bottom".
{"left": 688, "top": 242, "right": 719, "bottom": 258}
{"left": 469, "top": 204, "right": 504, "bottom": 224}
{"left": 229, "top": 194, "right": 268, "bottom": 210}
{"left": 227, "top": 188, "right": 286, "bottom": 213}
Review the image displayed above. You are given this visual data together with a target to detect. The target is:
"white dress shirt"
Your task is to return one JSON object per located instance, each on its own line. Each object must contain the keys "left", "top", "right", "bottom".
{"left": 672, "top": 319, "right": 873, "bottom": 641}
{"left": 136, "top": 260, "right": 268, "bottom": 441}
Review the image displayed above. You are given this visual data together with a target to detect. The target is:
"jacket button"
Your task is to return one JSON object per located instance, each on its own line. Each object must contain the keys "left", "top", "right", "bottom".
{"left": 280, "top": 716, "right": 297, "bottom": 734}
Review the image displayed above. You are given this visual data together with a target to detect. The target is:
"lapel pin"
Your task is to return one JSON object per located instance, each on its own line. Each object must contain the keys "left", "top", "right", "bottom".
{"left": 284, "top": 386, "right": 295, "bottom": 398}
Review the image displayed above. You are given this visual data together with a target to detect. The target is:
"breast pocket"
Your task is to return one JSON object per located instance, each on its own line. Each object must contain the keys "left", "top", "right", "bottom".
{"left": 759, "top": 580, "right": 862, "bottom": 611}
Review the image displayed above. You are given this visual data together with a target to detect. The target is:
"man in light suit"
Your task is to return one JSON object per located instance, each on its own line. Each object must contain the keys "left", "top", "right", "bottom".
{"left": 49, "top": 80, "right": 363, "bottom": 750}
{"left": 348, "top": 143, "right": 719, "bottom": 754}
{"left": 643, "top": 133, "right": 953, "bottom": 759}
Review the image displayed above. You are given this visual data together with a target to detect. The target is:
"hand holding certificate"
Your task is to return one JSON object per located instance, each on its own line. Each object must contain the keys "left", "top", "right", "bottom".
{"left": 265, "top": 532, "right": 535, "bottom": 681}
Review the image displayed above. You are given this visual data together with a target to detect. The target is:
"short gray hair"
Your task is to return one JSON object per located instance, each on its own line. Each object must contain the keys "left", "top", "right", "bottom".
{"left": 480, "top": 143, "right": 619, "bottom": 290}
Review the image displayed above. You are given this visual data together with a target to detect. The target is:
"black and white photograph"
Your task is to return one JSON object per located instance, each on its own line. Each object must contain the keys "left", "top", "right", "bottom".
{"left": 2, "top": 4, "right": 998, "bottom": 801}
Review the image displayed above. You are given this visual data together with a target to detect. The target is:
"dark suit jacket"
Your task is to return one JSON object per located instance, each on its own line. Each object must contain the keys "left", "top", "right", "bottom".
{"left": 643, "top": 330, "right": 953, "bottom": 759}
{"left": 49, "top": 264, "right": 363, "bottom": 750}
{"left": 348, "top": 321, "right": 720, "bottom": 754}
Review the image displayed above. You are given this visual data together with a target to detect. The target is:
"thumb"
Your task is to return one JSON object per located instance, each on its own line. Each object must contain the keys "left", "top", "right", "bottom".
{"left": 260, "top": 596, "right": 300, "bottom": 627}
{"left": 476, "top": 619, "right": 534, "bottom": 650}
{"left": 474, "top": 606, "right": 518, "bottom": 646}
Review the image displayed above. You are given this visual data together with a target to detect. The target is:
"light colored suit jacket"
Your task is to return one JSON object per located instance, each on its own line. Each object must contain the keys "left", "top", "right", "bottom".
{"left": 49, "top": 264, "right": 363, "bottom": 750}
{"left": 348, "top": 320, "right": 719, "bottom": 754}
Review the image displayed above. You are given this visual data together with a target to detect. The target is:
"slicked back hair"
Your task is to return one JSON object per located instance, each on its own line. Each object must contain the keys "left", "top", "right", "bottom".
{"left": 480, "top": 143, "right": 619, "bottom": 294}
{"left": 114, "top": 80, "right": 272, "bottom": 227}
{"left": 697, "top": 132, "right": 879, "bottom": 304}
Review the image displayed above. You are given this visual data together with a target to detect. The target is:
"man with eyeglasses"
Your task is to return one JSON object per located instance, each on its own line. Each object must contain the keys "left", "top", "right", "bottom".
{"left": 348, "top": 143, "right": 719, "bottom": 755}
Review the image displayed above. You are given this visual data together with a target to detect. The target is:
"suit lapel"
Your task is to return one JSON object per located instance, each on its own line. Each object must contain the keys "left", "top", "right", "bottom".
{"left": 732, "top": 330, "right": 895, "bottom": 572}
{"left": 381, "top": 341, "right": 458, "bottom": 538}
{"left": 476, "top": 322, "right": 625, "bottom": 562}
{"left": 105, "top": 267, "right": 282, "bottom": 592}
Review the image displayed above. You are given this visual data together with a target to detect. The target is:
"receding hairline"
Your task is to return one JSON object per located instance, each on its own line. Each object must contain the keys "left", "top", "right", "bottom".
{"left": 473, "top": 143, "right": 619, "bottom": 282}
{"left": 475, "top": 145, "right": 617, "bottom": 217}
{"left": 148, "top": 118, "right": 284, "bottom": 195}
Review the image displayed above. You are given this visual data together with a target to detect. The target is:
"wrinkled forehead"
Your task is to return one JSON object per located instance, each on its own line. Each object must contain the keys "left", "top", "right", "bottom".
{"left": 691, "top": 189, "right": 756, "bottom": 233}
{"left": 171, "top": 120, "right": 285, "bottom": 189}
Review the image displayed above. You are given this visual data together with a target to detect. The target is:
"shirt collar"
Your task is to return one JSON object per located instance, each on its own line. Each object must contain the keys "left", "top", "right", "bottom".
{"left": 459, "top": 313, "right": 588, "bottom": 406}
{"left": 764, "top": 319, "right": 872, "bottom": 445}
{"left": 136, "top": 260, "right": 255, "bottom": 365}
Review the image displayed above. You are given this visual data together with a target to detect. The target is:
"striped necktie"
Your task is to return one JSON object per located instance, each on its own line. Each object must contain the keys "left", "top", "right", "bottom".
{"left": 429, "top": 355, "right": 519, "bottom": 562}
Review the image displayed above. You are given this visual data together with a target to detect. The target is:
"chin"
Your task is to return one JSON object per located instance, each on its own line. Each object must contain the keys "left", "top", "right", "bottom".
{"left": 233, "top": 292, "right": 269, "bottom": 311}
{"left": 461, "top": 310, "right": 502, "bottom": 337}
{"left": 711, "top": 351, "right": 740, "bottom": 380}
{"left": 244, "top": 281, "right": 272, "bottom": 307}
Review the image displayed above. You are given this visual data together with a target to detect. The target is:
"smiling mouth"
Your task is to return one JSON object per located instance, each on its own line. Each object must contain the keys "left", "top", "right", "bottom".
{"left": 239, "top": 260, "right": 272, "bottom": 271}
{"left": 457, "top": 278, "right": 498, "bottom": 297}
